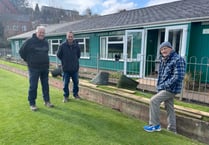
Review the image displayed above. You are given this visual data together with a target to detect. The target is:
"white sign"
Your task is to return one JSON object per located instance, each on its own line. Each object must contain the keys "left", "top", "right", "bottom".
{"left": 202, "top": 29, "right": 209, "bottom": 34}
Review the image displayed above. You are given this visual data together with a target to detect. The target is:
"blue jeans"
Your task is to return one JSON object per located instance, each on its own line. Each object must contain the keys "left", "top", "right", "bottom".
{"left": 63, "top": 71, "right": 79, "bottom": 97}
{"left": 28, "top": 68, "right": 50, "bottom": 106}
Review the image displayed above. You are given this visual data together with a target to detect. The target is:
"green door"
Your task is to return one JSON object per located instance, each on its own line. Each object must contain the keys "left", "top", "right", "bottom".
{"left": 124, "top": 30, "right": 145, "bottom": 78}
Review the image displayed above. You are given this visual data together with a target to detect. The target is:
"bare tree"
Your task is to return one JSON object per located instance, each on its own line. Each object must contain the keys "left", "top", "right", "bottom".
{"left": 85, "top": 8, "right": 92, "bottom": 17}
{"left": 9, "top": 0, "right": 29, "bottom": 9}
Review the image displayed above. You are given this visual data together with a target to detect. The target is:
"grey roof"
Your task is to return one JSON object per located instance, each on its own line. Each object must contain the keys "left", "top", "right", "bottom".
{"left": 8, "top": 0, "right": 209, "bottom": 40}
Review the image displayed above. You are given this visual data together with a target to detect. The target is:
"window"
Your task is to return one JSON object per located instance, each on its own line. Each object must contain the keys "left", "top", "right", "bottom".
{"left": 100, "top": 36, "right": 123, "bottom": 59}
{"left": 168, "top": 29, "right": 182, "bottom": 54}
{"left": 6, "top": 25, "right": 10, "bottom": 30}
{"left": 100, "top": 37, "right": 107, "bottom": 59}
{"left": 15, "top": 41, "right": 20, "bottom": 53}
{"left": 13, "top": 25, "right": 18, "bottom": 31}
{"left": 22, "top": 25, "right": 27, "bottom": 32}
{"left": 48, "top": 39, "right": 62, "bottom": 55}
{"left": 75, "top": 38, "right": 90, "bottom": 58}
{"left": 100, "top": 36, "right": 127, "bottom": 60}
{"left": 127, "top": 35, "right": 133, "bottom": 59}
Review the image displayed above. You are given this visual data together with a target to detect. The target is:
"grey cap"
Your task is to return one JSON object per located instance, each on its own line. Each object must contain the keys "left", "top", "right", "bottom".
{"left": 159, "top": 41, "right": 172, "bottom": 49}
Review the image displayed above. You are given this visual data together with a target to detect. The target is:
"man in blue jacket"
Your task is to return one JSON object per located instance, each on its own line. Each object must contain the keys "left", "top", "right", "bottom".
{"left": 57, "top": 31, "right": 81, "bottom": 102}
{"left": 144, "top": 41, "right": 186, "bottom": 133}
{"left": 19, "top": 26, "right": 54, "bottom": 111}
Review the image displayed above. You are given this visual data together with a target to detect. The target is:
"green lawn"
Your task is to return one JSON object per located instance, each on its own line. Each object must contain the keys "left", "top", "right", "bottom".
{"left": 1, "top": 59, "right": 209, "bottom": 113}
{"left": 0, "top": 59, "right": 27, "bottom": 71}
{"left": 0, "top": 69, "right": 205, "bottom": 145}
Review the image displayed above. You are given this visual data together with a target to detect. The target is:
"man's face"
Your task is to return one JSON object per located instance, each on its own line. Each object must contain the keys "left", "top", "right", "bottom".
{"left": 160, "top": 46, "right": 172, "bottom": 57}
{"left": 67, "top": 32, "right": 74, "bottom": 43}
{"left": 36, "top": 28, "right": 45, "bottom": 40}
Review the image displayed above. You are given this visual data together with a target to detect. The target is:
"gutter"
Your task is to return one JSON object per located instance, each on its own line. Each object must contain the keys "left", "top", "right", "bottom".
{"left": 8, "top": 16, "right": 209, "bottom": 40}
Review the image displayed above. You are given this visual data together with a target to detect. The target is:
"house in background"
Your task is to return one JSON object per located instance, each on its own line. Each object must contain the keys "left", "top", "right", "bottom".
{"left": 8, "top": 0, "right": 209, "bottom": 83}
{"left": 41, "top": 6, "right": 81, "bottom": 23}
{"left": 0, "top": 0, "right": 32, "bottom": 39}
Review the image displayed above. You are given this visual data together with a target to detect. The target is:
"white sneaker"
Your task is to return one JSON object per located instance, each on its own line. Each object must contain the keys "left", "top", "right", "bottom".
{"left": 30, "top": 105, "right": 38, "bottom": 111}
{"left": 63, "top": 97, "right": 69, "bottom": 103}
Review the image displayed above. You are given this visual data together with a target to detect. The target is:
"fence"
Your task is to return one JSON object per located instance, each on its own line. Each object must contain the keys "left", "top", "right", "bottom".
{"left": 0, "top": 48, "right": 12, "bottom": 59}
{"left": 3, "top": 52, "right": 209, "bottom": 105}
{"left": 79, "top": 55, "right": 209, "bottom": 105}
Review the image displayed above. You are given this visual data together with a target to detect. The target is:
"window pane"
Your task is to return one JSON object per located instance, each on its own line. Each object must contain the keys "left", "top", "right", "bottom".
{"left": 85, "top": 38, "right": 90, "bottom": 57}
{"left": 108, "top": 43, "right": 123, "bottom": 59}
{"left": 127, "top": 36, "right": 132, "bottom": 58}
{"left": 108, "top": 36, "right": 123, "bottom": 42}
{"left": 48, "top": 39, "right": 62, "bottom": 55}
{"left": 100, "top": 38, "right": 106, "bottom": 58}
{"left": 79, "top": 44, "right": 84, "bottom": 56}
{"left": 48, "top": 40, "right": 52, "bottom": 54}
{"left": 76, "top": 39, "right": 83, "bottom": 43}
{"left": 52, "top": 40, "right": 59, "bottom": 43}
{"left": 52, "top": 45, "right": 59, "bottom": 54}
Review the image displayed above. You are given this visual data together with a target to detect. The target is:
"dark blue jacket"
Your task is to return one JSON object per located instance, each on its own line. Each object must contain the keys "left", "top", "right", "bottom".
{"left": 157, "top": 50, "right": 186, "bottom": 94}
{"left": 57, "top": 40, "right": 80, "bottom": 73}
{"left": 19, "top": 33, "right": 49, "bottom": 69}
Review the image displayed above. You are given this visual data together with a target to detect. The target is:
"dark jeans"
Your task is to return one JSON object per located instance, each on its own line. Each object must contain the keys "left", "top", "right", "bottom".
{"left": 63, "top": 71, "right": 79, "bottom": 98}
{"left": 28, "top": 68, "right": 50, "bottom": 106}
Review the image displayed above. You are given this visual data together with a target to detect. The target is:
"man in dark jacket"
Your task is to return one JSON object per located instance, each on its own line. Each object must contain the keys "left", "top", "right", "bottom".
{"left": 19, "top": 26, "right": 54, "bottom": 111}
{"left": 57, "top": 31, "right": 81, "bottom": 102}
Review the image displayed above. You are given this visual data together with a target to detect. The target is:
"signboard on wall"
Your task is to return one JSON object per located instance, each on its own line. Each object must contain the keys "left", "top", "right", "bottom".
{"left": 202, "top": 29, "right": 209, "bottom": 34}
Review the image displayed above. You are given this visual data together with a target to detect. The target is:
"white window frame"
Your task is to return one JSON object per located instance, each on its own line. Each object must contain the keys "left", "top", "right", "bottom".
{"left": 126, "top": 35, "right": 133, "bottom": 61}
{"left": 15, "top": 41, "right": 19, "bottom": 53}
{"left": 100, "top": 35, "right": 125, "bottom": 60}
{"left": 13, "top": 25, "right": 18, "bottom": 31}
{"left": 165, "top": 25, "right": 188, "bottom": 57}
{"left": 48, "top": 39, "right": 62, "bottom": 56}
{"left": 22, "top": 25, "right": 27, "bottom": 32}
{"left": 75, "top": 37, "right": 90, "bottom": 59}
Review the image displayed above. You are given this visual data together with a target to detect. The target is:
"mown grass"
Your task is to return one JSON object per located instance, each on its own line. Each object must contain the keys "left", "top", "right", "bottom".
{"left": 0, "top": 59, "right": 27, "bottom": 70}
{"left": 0, "top": 69, "right": 205, "bottom": 145}
{"left": 1, "top": 59, "right": 209, "bottom": 113}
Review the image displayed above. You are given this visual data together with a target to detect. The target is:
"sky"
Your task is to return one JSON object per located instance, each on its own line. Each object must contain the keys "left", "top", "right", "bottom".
{"left": 28, "top": 0, "right": 180, "bottom": 15}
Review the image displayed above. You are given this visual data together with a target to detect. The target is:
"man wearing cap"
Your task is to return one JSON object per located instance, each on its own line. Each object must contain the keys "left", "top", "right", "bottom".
{"left": 144, "top": 41, "right": 186, "bottom": 133}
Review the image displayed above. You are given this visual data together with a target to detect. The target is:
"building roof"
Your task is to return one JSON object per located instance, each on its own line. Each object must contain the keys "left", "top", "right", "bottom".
{"left": 8, "top": 0, "right": 209, "bottom": 40}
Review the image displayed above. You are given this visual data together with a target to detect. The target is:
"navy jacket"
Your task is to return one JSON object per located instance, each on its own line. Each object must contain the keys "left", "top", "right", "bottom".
{"left": 157, "top": 50, "right": 186, "bottom": 94}
{"left": 19, "top": 33, "right": 49, "bottom": 69}
{"left": 57, "top": 40, "right": 80, "bottom": 73}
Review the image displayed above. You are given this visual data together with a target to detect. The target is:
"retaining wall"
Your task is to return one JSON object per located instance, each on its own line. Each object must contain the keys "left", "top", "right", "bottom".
{"left": 79, "top": 85, "right": 209, "bottom": 144}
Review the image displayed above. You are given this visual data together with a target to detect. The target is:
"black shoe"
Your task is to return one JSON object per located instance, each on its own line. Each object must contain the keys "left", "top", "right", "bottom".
{"left": 44, "top": 102, "right": 54, "bottom": 107}
{"left": 63, "top": 97, "right": 69, "bottom": 103}
{"left": 74, "top": 95, "right": 81, "bottom": 99}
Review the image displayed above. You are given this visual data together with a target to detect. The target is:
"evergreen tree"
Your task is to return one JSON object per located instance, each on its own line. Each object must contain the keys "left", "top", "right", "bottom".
{"left": 34, "top": 3, "right": 40, "bottom": 19}
{"left": 35, "top": 3, "right": 40, "bottom": 13}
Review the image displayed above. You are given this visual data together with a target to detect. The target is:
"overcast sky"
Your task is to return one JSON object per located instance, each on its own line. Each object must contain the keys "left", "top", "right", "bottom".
{"left": 28, "top": 0, "right": 180, "bottom": 15}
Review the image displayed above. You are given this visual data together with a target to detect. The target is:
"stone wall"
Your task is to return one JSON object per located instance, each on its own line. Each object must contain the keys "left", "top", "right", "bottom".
{"left": 79, "top": 85, "right": 209, "bottom": 144}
